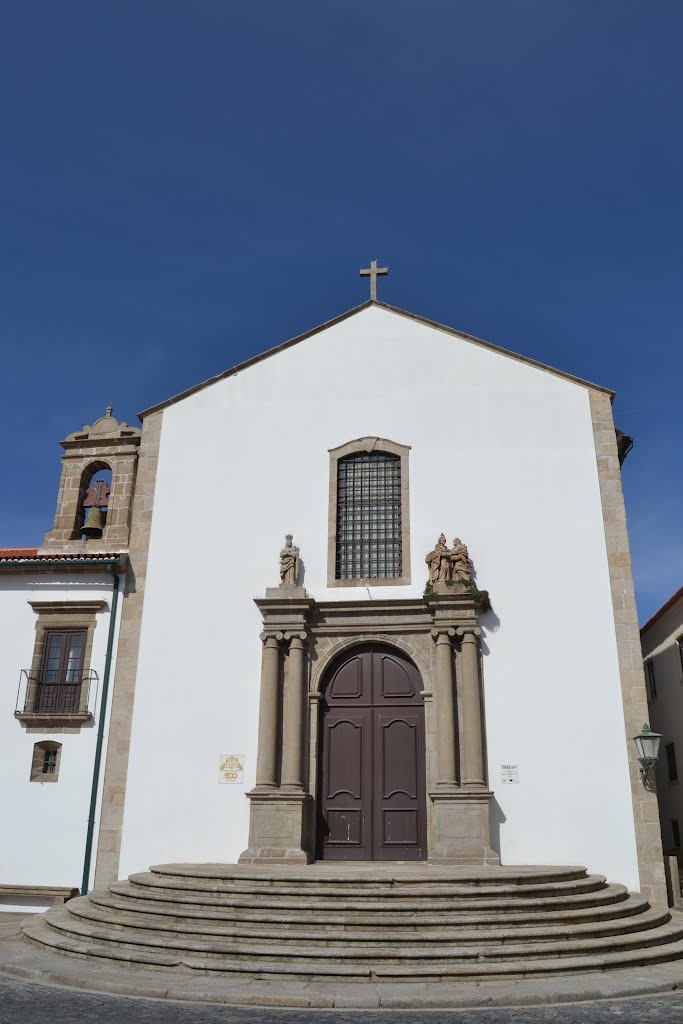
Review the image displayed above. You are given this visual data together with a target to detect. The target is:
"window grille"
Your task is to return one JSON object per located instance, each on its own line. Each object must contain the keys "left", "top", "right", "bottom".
{"left": 335, "top": 451, "right": 402, "bottom": 580}
{"left": 43, "top": 749, "right": 58, "bottom": 774}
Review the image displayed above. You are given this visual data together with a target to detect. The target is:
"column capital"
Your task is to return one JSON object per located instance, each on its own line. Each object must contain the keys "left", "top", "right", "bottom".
{"left": 284, "top": 631, "right": 307, "bottom": 645}
{"left": 431, "top": 627, "right": 456, "bottom": 642}
{"left": 456, "top": 625, "right": 481, "bottom": 642}
{"left": 260, "top": 631, "right": 284, "bottom": 645}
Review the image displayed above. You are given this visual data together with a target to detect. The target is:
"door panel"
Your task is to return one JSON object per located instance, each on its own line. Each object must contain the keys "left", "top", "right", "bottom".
{"left": 374, "top": 708, "right": 426, "bottom": 860}
{"left": 326, "top": 655, "right": 366, "bottom": 701}
{"left": 318, "top": 645, "right": 426, "bottom": 861}
{"left": 319, "top": 709, "right": 371, "bottom": 860}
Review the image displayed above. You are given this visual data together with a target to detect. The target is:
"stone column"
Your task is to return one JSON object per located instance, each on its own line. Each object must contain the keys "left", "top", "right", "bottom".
{"left": 432, "top": 627, "right": 457, "bottom": 786}
{"left": 254, "top": 631, "right": 283, "bottom": 789}
{"left": 281, "top": 632, "right": 307, "bottom": 790}
{"left": 457, "top": 626, "right": 486, "bottom": 786}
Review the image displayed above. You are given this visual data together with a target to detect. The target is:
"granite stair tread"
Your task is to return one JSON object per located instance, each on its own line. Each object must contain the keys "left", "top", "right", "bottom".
{"left": 66, "top": 897, "right": 669, "bottom": 945}
{"left": 126, "top": 870, "right": 607, "bottom": 900}
{"left": 39, "top": 907, "right": 683, "bottom": 964}
{"left": 22, "top": 912, "right": 683, "bottom": 981}
{"left": 89, "top": 885, "right": 648, "bottom": 927}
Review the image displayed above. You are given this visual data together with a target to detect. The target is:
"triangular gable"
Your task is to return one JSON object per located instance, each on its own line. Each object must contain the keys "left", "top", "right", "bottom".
{"left": 138, "top": 299, "right": 614, "bottom": 419}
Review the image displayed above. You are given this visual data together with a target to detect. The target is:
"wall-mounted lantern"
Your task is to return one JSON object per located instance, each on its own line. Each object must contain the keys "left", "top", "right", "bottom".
{"left": 633, "top": 723, "right": 662, "bottom": 788}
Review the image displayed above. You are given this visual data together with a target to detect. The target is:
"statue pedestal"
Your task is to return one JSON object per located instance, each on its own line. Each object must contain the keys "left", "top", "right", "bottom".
{"left": 265, "top": 586, "right": 309, "bottom": 599}
{"left": 429, "top": 788, "right": 500, "bottom": 865}
{"left": 239, "top": 789, "right": 312, "bottom": 864}
{"left": 430, "top": 581, "right": 470, "bottom": 596}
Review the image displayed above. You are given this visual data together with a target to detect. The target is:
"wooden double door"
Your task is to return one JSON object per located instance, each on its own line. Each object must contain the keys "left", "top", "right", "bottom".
{"left": 317, "top": 644, "right": 427, "bottom": 861}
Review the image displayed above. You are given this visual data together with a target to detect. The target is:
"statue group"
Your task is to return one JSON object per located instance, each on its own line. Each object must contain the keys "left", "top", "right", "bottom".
{"left": 425, "top": 534, "right": 472, "bottom": 586}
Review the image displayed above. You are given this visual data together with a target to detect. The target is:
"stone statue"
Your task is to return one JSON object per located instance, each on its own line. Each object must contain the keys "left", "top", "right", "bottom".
{"left": 450, "top": 537, "right": 472, "bottom": 582}
{"left": 279, "top": 534, "right": 300, "bottom": 586}
{"left": 425, "top": 534, "right": 450, "bottom": 584}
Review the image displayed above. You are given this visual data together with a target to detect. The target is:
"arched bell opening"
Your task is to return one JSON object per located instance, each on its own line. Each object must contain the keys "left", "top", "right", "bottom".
{"left": 316, "top": 642, "right": 427, "bottom": 862}
{"left": 74, "top": 462, "right": 112, "bottom": 540}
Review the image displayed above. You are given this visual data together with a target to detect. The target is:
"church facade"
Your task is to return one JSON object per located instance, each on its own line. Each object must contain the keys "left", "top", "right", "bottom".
{"left": 0, "top": 299, "right": 666, "bottom": 910}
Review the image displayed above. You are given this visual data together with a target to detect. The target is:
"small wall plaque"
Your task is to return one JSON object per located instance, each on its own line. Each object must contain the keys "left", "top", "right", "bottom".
{"left": 501, "top": 764, "right": 519, "bottom": 784}
{"left": 218, "top": 754, "right": 245, "bottom": 784}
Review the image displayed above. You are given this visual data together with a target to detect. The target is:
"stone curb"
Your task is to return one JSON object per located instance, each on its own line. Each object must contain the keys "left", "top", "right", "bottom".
{"left": 1, "top": 920, "right": 683, "bottom": 1009}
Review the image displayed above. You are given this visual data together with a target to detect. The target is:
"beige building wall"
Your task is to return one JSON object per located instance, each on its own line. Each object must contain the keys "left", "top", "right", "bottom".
{"left": 641, "top": 590, "right": 683, "bottom": 854}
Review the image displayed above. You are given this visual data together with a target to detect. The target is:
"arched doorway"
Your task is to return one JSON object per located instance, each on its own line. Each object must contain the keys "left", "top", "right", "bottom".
{"left": 317, "top": 643, "right": 427, "bottom": 861}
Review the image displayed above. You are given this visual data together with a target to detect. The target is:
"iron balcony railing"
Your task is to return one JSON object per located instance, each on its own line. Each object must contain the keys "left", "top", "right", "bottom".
{"left": 14, "top": 669, "right": 99, "bottom": 717}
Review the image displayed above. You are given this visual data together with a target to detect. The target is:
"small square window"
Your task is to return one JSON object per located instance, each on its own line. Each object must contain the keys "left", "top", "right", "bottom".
{"left": 30, "top": 741, "right": 61, "bottom": 782}
{"left": 672, "top": 820, "right": 681, "bottom": 849}
{"left": 666, "top": 743, "right": 678, "bottom": 783}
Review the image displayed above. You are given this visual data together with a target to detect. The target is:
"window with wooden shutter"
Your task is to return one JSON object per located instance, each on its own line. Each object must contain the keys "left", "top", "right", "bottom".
{"left": 35, "top": 630, "right": 87, "bottom": 713}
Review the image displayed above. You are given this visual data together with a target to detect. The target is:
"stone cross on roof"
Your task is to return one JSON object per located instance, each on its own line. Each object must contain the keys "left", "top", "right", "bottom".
{"left": 359, "top": 259, "right": 388, "bottom": 300}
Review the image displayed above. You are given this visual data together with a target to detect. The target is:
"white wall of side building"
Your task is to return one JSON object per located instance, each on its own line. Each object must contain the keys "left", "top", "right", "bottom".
{"left": 119, "top": 305, "right": 639, "bottom": 888}
{"left": 0, "top": 570, "right": 121, "bottom": 911}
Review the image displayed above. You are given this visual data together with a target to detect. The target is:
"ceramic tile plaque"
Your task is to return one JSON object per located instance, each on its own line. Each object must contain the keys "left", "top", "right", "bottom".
{"left": 218, "top": 754, "right": 245, "bottom": 784}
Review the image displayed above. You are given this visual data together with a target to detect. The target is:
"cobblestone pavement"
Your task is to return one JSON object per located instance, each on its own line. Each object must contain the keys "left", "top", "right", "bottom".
{"left": 2, "top": 977, "right": 683, "bottom": 1024}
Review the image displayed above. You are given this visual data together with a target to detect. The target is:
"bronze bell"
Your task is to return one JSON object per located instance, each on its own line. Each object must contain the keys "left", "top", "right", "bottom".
{"left": 82, "top": 505, "right": 105, "bottom": 538}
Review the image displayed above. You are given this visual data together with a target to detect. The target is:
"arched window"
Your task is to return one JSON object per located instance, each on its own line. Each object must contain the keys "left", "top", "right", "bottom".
{"left": 328, "top": 438, "right": 411, "bottom": 587}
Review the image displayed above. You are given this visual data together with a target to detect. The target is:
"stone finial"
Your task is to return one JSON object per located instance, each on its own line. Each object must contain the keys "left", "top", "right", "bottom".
{"left": 279, "top": 534, "right": 300, "bottom": 587}
{"left": 64, "top": 412, "right": 140, "bottom": 444}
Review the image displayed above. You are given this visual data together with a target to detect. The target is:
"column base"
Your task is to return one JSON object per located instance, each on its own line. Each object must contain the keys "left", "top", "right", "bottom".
{"left": 239, "top": 790, "right": 312, "bottom": 865}
{"left": 428, "top": 788, "right": 500, "bottom": 865}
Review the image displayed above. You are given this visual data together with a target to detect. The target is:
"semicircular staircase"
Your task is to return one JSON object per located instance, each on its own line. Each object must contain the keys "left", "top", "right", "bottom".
{"left": 22, "top": 863, "right": 683, "bottom": 982}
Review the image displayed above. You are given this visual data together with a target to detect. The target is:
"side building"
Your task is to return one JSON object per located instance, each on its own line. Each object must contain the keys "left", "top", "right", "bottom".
{"left": 641, "top": 587, "right": 683, "bottom": 858}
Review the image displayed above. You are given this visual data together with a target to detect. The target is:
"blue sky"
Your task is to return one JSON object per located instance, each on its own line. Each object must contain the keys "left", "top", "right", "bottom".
{"left": 1, "top": 1, "right": 680, "bottom": 622}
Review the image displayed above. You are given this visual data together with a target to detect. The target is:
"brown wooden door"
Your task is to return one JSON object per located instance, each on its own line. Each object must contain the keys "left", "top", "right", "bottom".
{"left": 317, "top": 644, "right": 427, "bottom": 861}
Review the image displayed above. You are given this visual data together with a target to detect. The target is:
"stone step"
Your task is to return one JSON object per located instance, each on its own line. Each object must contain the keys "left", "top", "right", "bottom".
{"left": 23, "top": 912, "right": 683, "bottom": 981}
{"left": 148, "top": 863, "right": 590, "bottom": 888}
{"left": 110, "top": 878, "right": 629, "bottom": 915}
{"left": 89, "top": 887, "right": 650, "bottom": 931}
{"left": 42, "top": 907, "right": 683, "bottom": 966}
{"left": 24, "top": 862, "right": 683, "bottom": 987}
{"left": 66, "top": 897, "right": 670, "bottom": 946}
{"left": 128, "top": 870, "right": 607, "bottom": 902}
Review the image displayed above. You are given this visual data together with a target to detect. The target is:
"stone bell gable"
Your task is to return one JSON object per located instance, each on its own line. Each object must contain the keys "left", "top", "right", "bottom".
{"left": 40, "top": 408, "right": 141, "bottom": 553}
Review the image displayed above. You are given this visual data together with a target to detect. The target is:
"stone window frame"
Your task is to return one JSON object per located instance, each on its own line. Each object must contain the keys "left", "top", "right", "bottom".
{"left": 327, "top": 436, "right": 411, "bottom": 588}
{"left": 30, "top": 740, "right": 62, "bottom": 782}
{"left": 17, "top": 601, "right": 106, "bottom": 728}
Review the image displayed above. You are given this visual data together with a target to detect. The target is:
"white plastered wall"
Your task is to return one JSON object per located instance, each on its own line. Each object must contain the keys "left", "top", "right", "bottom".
{"left": 119, "top": 305, "right": 638, "bottom": 888}
{"left": 0, "top": 571, "right": 121, "bottom": 911}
